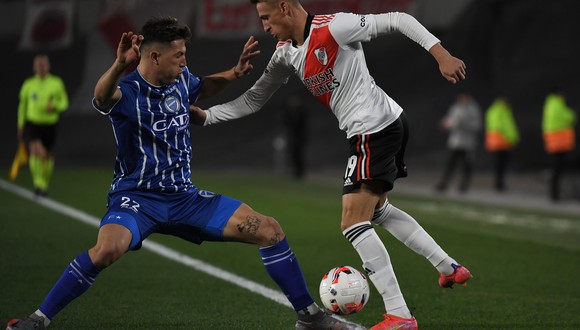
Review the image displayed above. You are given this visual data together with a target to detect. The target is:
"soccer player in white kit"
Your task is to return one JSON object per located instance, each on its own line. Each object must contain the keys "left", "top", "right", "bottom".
{"left": 192, "top": 1, "right": 473, "bottom": 329}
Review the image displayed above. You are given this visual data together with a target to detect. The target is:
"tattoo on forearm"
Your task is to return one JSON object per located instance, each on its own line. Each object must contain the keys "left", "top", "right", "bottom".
{"left": 237, "top": 216, "right": 261, "bottom": 235}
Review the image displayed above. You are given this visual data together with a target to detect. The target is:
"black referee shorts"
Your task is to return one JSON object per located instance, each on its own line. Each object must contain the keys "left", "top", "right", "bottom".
{"left": 342, "top": 112, "right": 409, "bottom": 195}
{"left": 24, "top": 122, "right": 58, "bottom": 151}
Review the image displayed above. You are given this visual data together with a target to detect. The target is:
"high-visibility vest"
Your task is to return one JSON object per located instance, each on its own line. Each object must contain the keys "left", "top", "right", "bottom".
{"left": 486, "top": 131, "right": 512, "bottom": 151}
{"left": 18, "top": 73, "right": 69, "bottom": 129}
{"left": 485, "top": 99, "right": 519, "bottom": 151}
{"left": 542, "top": 94, "right": 576, "bottom": 153}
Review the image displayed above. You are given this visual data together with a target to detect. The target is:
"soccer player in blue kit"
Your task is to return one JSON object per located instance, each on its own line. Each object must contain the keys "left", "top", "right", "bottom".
{"left": 6, "top": 16, "right": 365, "bottom": 330}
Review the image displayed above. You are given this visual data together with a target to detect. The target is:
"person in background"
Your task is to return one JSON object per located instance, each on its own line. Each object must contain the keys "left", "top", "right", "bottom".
{"left": 435, "top": 91, "right": 482, "bottom": 193}
{"left": 485, "top": 96, "right": 519, "bottom": 192}
{"left": 17, "top": 54, "right": 69, "bottom": 197}
{"left": 284, "top": 93, "right": 309, "bottom": 180}
{"left": 542, "top": 87, "right": 576, "bottom": 201}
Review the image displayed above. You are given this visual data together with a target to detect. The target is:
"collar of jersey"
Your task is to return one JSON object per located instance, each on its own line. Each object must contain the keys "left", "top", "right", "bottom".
{"left": 293, "top": 12, "right": 315, "bottom": 48}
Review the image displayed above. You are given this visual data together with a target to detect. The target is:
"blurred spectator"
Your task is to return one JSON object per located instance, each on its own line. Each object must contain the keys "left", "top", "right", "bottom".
{"left": 284, "top": 93, "right": 308, "bottom": 180}
{"left": 17, "top": 54, "right": 69, "bottom": 197}
{"left": 435, "top": 92, "right": 482, "bottom": 193}
{"left": 485, "top": 96, "right": 519, "bottom": 192}
{"left": 542, "top": 87, "right": 576, "bottom": 201}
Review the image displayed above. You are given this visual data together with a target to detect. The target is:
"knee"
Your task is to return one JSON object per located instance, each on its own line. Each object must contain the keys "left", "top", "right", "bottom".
{"left": 89, "top": 241, "right": 126, "bottom": 269}
{"left": 341, "top": 205, "right": 363, "bottom": 231}
{"left": 256, "top": 216, "right": 285, "bottom": 247}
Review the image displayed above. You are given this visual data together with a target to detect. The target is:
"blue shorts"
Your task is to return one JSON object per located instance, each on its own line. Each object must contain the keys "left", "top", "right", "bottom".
{"left": 100, "top": 187, "right": 242, "bottom": 250}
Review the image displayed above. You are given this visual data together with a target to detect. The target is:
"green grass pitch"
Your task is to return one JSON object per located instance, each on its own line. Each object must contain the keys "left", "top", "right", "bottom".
{"left": 1, "top": 168, "right": 579, "bottom": 329}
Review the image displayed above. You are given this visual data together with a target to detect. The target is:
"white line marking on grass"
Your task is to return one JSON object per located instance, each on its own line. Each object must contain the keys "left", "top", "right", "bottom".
{"left": 400, "top": 200, "right": 580, "bottom": 234}
{"left": 0, "top": 179, "right": 292, "bottom": 309}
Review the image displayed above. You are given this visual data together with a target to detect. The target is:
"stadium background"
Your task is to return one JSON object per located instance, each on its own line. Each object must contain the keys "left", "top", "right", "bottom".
{"left": 1, "top": 0, "right": 579, "bottom": 177}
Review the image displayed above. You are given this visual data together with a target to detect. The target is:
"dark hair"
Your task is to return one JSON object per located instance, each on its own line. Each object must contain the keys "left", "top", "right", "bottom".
{"left": 140, "top": 16, "right": 191, "bottom": 47}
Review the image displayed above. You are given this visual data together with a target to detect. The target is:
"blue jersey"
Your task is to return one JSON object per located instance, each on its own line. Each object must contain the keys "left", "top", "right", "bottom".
{"left": 93, "top": 66, "right": 204, "bottom": 193}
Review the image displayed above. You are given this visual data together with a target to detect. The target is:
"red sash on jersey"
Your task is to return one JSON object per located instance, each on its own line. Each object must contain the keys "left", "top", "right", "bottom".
{"left": 303, "top": 24, "right": 339, "bottom": 108}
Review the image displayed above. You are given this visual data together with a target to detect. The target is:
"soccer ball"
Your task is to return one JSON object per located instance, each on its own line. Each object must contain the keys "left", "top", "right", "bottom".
{"left": 319, "top": 266, "right": 370, "bottom": 315}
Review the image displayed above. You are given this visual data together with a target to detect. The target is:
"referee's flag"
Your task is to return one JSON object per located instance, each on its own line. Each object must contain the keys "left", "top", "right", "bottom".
{"left": 9, "top": 142, "right": 28, "bottom": 181}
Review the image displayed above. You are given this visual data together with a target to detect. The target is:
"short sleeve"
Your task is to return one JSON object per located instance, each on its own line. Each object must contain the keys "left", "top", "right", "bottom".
{"left": 185, "top": 67, "right": 205, "bottom": 104}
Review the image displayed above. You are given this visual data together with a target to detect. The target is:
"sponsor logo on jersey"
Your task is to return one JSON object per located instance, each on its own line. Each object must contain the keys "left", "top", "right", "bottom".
{"left": 314, "top": 47, "right": 328, "bottom": 65}
{"left": 302, "top": 68, "right": 340, "bottom": 97}
{"left": 344, "top": 177, "right": 353, "bottom": 186}
{"left": 164, "top": 95, "right": 181, "bottom": 113}
{"left": 152, "top": 113, "right": 190, "bottom": 132}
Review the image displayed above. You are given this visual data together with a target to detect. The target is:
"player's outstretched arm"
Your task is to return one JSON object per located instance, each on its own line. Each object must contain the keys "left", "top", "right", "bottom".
{"left": 189, "top": 105, "right": 207, "bottom": 125}
{"left": 94, "top": 32, "right": 143, "bottom": 108}
{"left": 199, "top": 36, "right": 260, "bottom": 100}
{"left": 365, "top": 12, "right": 465, "bottom": 84}
{"left": 429, "top": 43, "right": 466, "bottom": 84}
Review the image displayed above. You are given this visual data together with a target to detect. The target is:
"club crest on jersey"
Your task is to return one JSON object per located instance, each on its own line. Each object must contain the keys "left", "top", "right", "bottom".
{"left": 198, "top": 190, "right": 217, "bottom": 198}
{"left": 314, "top": 47, "right": 328, "bottom": 66}
{"left": 164, "top": 95, "right": 181, "bottom": 113}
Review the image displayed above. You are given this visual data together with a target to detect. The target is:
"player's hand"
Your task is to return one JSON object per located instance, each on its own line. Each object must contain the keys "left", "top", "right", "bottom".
{"left": 233, "top": 36, "right": 261, "bottom": 78}
{"left": 117, "top": 32, "right": 143, "bottom": 67}
{"left": 189, "top": 105, "right": 207, "bottom": 126}
{"left": 439, "top": 55, "right": 466, "bottom": 84}
{"left": 429, "top": 43, "right": 466, "bottom": 84}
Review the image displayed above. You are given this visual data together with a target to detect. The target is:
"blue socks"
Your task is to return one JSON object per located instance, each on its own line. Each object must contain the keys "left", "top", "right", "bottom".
{"left": 39, "top": 251, "right": 101, "bottom": 319}
{"left": 259, "top": 238, "right": 314, "bottom": 311}
{"left": 38, "top": 242, "right": 312, "bottom": 319}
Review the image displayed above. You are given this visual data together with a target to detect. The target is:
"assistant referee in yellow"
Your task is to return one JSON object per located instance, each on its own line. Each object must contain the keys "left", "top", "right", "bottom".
{"left": 17, "top": 54, "right": 69, "bottom": 196}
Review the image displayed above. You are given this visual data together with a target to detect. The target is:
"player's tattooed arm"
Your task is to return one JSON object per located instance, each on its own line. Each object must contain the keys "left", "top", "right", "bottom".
{"left": 189, "top": 105, "right": 206, "bottom": 125}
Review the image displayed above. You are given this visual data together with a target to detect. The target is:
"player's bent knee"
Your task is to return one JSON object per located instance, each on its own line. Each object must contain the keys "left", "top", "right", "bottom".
{"left": 227, "top": 207, "right": 286, "bottom": 246}
{"left": 89, "top": 241, "right": 128, "bottom": 269}
{"left": 259, "top": 216, "right": 285, "bottom": 246}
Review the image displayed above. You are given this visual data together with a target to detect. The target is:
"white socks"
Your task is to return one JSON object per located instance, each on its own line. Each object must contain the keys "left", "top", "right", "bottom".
{"left": 297, "top": 302, "right": 322, "bottom": 316}
{"left": 34, "top": 310, "right": 51, "bottom": 327}
{"left": 372, "top": 200, "right": 457, "bottom": 275}
{"left": 343, "top": 222, "right": 412, "bottom": 318}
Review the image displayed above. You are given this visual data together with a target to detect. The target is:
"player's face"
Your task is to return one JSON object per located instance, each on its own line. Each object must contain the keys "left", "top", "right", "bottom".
{"left": 256, "top": 2, "right": 292, "bottom": 41}
{"left": 156, "top": 39, "right": 187, "bottom": 85}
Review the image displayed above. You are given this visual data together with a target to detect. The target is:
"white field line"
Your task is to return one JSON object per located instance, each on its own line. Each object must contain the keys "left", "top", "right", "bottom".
{"left": 0, "top": 179, "right": 292, "bottom": 309}
{"left": 398, "top": 200, "right": 580, "bottom": 234}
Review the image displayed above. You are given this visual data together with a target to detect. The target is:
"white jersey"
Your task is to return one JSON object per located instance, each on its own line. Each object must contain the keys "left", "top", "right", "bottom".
{"left": 205, "top": 12, "right": 440, "bottom": 138}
